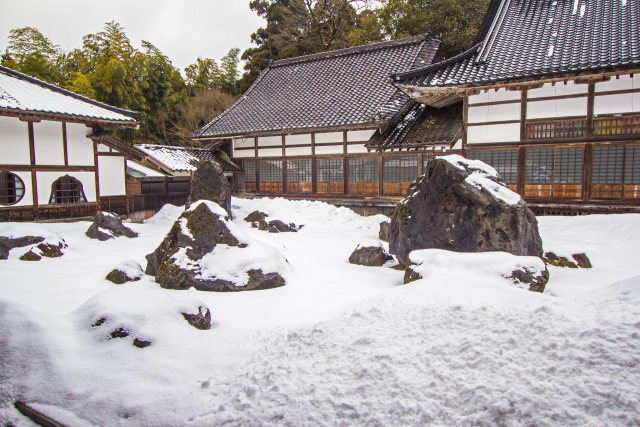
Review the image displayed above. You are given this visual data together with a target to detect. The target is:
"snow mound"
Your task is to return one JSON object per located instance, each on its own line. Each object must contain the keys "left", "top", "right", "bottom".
{"left": 232, "top": 197, "right": 387, "bottom": 231}
{"left": 144, "top": 203, "right": 184, "bottom": 226}
{"left": 409, "top": 249, "right": 547, "bottom": 290}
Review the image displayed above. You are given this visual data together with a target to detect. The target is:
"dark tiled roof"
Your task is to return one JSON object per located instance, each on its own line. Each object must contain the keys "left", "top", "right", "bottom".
{"left": 0, "top": 65, "right": 141, "bottom": 122}
{"left": 366, "top": 102, "right": 462, "bottom": 151}
{"left": 194, "top": 35, "right": 441, "bottom": 138}
{"left": 393, "top": 0, "right": 640, "bottom": 88}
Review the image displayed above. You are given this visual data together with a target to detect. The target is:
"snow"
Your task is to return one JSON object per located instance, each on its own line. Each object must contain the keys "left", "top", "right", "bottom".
{"left": 126, "top": 160, "right": 165, "bottom": 178}
{"left": 439, "top": 154, "right": 522, "bottom": 205}
{"left": 1, "top": 198, "right": 640, "bottom": 425}
{"left": 0, "top": 69, "right": 135, "bottom": 122}
{"left": 135, "top": 144, "right": 219, "bottom": 173}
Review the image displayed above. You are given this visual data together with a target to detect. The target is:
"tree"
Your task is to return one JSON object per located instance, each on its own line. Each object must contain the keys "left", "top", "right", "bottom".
{"left": 374, "top": 0, "right": 490, "bottom": 58}
{"left": 1, "top": 27, "right": 62, "bottom": 83}
{"left": 171, "top": 88, "right": 237, "bottom": 145}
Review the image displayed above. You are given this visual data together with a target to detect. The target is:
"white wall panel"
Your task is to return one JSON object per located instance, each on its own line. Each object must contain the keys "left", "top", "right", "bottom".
{"left": 6, "top": 171, "right": 33, "bottom": 207}
{"left": 487, "top": 103, "right": 521, "bottom": 122}
{"left": 594, "top": 93, "right": 633, "bottom": 115}
{"left": 487, "top": 88, "right": 521, "bottom": 102}
{"left": 257, "top": 147, "right": 283, "bottom": 157}
{"left": 98, "top": 156, "right": 126, "bottom": 196}
{"left": 257, "top": 135, "right": 281, "bottom": 147}
{"left": 34, "top": 121, "right": 64, "bottom": 165}
{"left": 595, "top": 74, "right": 634, "bottom": 92}
{"left": 346, "top": 144, "right": 369, "bottom": 154}
{"left": 37, "top": 171, "right": 96, "bottom": 204}
{"left": 234, "top": 137, "right": 255, "bottom": 148}
{"left": 66, "top": 123, "right": 94, "bottom": 166}
{"left": 633, "top": 91, "right": 640, "bottom": 113}
{"left": 0, "top": 116, "right": 30, "bottom": 164}
{"left": 467, "top": 123, "right": 520, "bottom": 144}
{"left": 97, "top": 144, "right": 110, "bottom": 152}
{"left": 285, "top": 134, "right": 311, "bottom": 145}
{"left": 468, "top": 105, "right": 488, "bottom": 123}
{"left": 468, "top": 90, "right": 489, "bottom": 104}
{"left": 285, "top": 146, "right": 312, "bottom": 156}
{"left": 233, "top": 149, "right": 255, "bottom": 158}
{"left": 528, "top": 81, "right": 587, "bottom": 99}
{"left": 346, "top": 129, "right": 375, "bottom": 142}
{"left": 315, "top": 132, "right": 343, "bottom": 144}
{"left": 314, "top": 145, "right": 343, "bottom": 155}
{"left": 527, "top": 97, "right": 587, "bottom": 119}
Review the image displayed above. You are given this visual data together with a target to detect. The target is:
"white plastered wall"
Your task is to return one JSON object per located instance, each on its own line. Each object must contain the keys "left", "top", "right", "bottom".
{"left": 285, "top": 146, "right": 312, "bottom": 156}
{"left": 315, "top": 132, "right": 343, "bottom": 144}
{"left": 468, "top": 87, "right": 521, "bottom": 104}
{"left": 98, "top": 156, "right": 126, "bottom": 196}
{"left": 527, "top": 97, "right": 588, "bottom": 119}
{"left": 468, "top": 103, "right": 520, "bottom": 123}
{"left": 0, "top": 116, "right": 30, "bottom": 164}
{"left": 346, "top": 129, "right": 375, "bottom": 142}
{"left": 347, "top": 145, "right": 369, "bottom": 154}
{"left": 257, "top": 147, "right": 283, "bottom": 157}
{"left": 37, "top": 171, "right": 96, "bottom": 204}
{"left": 467, "top": 123, "right": 521, "bottom": 144}
{"left": 66, "top": 123, "right": 95, "bottom": 166}
{"left": 33, "top": 121, "right": 64, "bottom": 165}
{"left": 594, "top": 74, "right": 640, "bottom": 115}
{"left": 234, "top": 137, "right": 255, "bottom": 149}
{"left": 285, "top": 134, "right": 311, "bottom": 145}
{"left": 233, "top": 149, "right": 255, "bottom": 158}
{"left": 257, "top": 135, "right": 281, "bottom": 147}
{"left": 314, "top": 145, "right": 343, "bottom": 155}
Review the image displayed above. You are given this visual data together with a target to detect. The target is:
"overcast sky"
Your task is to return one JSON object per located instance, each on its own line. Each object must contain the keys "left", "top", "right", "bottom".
{"left": 1, "top": 0, "right": 266, "bottom": 72}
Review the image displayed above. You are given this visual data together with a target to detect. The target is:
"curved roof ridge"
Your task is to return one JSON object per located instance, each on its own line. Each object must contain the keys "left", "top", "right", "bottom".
{"left": 392, "top": 43, "right": 481, "bottom": 83}
{"left": 271, "top": 34, "right": 432, "bottom": 67}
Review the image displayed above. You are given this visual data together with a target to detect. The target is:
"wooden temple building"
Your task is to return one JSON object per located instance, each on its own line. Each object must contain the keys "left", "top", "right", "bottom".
{"left": 392, "top": 0, "right": 640, "bottom": 213}
{"left": 195, "top": 0, "right": 640, "bottom": 214}
{"left": 0, "top": 65, "right": 143, "bottom": 221}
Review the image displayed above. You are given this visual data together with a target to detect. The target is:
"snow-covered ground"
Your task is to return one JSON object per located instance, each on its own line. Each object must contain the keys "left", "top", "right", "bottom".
{"left": 1, "top": 198, "right": 639, "bottom": 425}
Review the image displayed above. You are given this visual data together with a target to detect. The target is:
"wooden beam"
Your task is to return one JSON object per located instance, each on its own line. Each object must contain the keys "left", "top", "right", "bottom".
{"left": 93, "top": 140, "right": 101, "bottom": 211}
{"left": 14, "top": 401, "right": 67, "bottom": 427}
{"left": 0, "top": 165, "right": 96, "bottom": 172}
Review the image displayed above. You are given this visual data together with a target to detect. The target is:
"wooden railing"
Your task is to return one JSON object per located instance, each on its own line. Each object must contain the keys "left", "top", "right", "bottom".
{"left": 526, "top": 119, "right": 587, "bottom": 139}
{"left": 594, "top": 115, "right": 640, "bottom": 136}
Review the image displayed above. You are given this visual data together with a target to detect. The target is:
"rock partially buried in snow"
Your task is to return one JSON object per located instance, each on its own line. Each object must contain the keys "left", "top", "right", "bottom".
{"left": 146, "top": 200, "right": 288, "bottom": 292}
{"left": 379, "top": 220, "right": 389, "bottom": 242}
{"left": 245, "top": 210, "right": 301, "bottom": 233}
{"left": 348, "top": 242, "right": 393, "bottom": 266}
{"left": 404, "top": 249, "right": 549, "bottom": 293}
{"left": 181, "top": 305, "right": 212, "bottom": 330}
{"left": 106, "top": 260, "right": 144, "bottom": 284}
{"left": 244, "top": 210, "right": 268, "bottom": 223}
{"left": 543, "top": 251, "right": 592, "bottom": 269}
{"left": 86, "top": 212, "right": 138, "bottom": 241}
{"left": 186, "top": 160, "right": 232, "bottom": 218}
{"left": 0, "top": 236, "right": 66, "bottom": 260}
{"left": 388, "top": 155, "right": 543, "bottom": 266}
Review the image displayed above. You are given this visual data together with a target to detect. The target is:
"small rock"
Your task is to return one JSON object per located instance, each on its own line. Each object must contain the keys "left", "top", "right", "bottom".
{"left": 133, "top": 338, "right": 152, "bottom": 348}
{"left": 246, "top": 268, "right": 286, "bottom": 290}
{"left": 0, "top": 236, "right": 46, "bottom": 260}
{"left": 86, "top": 212, "right": 138, "bottom": 241}
{"left": 508, "top": 265, "right": 550, "bottom": 293}
{"left": 36, "top": 242, "right": 65, "bottom": 258}
{"left": 543, "top": 252, "right": 578, "bottom": 268}
{"left": 379, "top": 221, "right": 389, "bottom": 242}
{"left": 572, "top": 253, "right": 592, "bottom": 268}
{"left": 348, "top": 245, "right": 393, "bottom": 267}
{"left": 245, "top": 210, "right": 268, "bottom": 223}
{"left": 252, "top": 218, "right": 298, "bottom": 233}
{"left": 19, "top": 250, "right": 41, "bottom": 261}
{"left": 403, "top": 266, "right": 423, "bottom": 284}
{"left": 181, "top": 305, "right": 212, "bottom": 330}
{"left": 110, "top": 327, "right": 130, "bottom": 339}
{"left": 106, "top": 269, "right": 141, "bottom": 285}
{"left": 92, "top": 317, "right": 107, "bottom": 327}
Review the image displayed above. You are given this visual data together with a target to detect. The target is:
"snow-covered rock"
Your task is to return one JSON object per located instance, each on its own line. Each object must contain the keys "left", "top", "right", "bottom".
{"left": 348, "top": 241, "right": 392, "bottom": 266}
{"left": 146, "top": 200, "right": 288, "bottom": 292}
{"left": 86, "top": 212, "right": 138, "bottom": 241}
{"left": 388, "top": 155, "right": 543, "bottom": 265}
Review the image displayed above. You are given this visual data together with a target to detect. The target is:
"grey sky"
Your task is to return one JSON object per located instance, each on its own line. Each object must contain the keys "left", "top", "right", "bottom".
{"left": 0, "top": 0, "right": 266, "bottom": 72}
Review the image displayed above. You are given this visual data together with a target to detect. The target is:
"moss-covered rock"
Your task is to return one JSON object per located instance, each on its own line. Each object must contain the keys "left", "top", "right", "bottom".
{"left": 543, "top": 252, "right": 578, "bottom": 268}
{"left": 106, "top": 269, "right": 141, "bottom": 285}
{"left": 403, "top": 266, "right": 423, "bottom": 284}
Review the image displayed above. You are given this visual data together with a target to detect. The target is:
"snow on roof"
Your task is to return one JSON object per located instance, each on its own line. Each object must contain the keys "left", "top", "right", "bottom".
{"left": 126, "top": 160, "right": 166, "bottom": 178}
{"left": 135, "top": 144, "right": 219, "bottom": 173}
{"left": 0, "top": 66, "right": 140, "bottom": 122}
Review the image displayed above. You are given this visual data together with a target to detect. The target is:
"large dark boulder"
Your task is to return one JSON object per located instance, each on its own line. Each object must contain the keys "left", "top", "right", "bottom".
{"left": 0, "top": 236, "right": 45, "bottom": 260}
{"left": 388, "top": 155, "right": 543, "bottom": 266}
{"left": 86, "top": 212, "right": 138, "bottom": 241}
{"left": 348, "top": 244, "right": 393, "bottom": 266}
{"left": 146, "top": 200, "right": 287, "bottom": 292}
{"left": 187, "top": 160, "right": 232, "bottom": 218}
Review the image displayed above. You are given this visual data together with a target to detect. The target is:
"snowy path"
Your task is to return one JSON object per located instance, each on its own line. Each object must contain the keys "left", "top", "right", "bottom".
{"left": 1, "top": 198, "right": 640, "bottom": 425}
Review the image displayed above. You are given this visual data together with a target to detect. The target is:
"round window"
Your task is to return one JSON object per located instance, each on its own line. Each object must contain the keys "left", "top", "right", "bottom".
{"left": 0, "top": 172, "right": 25, "bottom": 205}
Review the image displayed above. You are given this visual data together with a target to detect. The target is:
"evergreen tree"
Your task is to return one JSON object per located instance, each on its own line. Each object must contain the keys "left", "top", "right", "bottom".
{"left": 1, "top": 27, "right": 62, "bottom": 83}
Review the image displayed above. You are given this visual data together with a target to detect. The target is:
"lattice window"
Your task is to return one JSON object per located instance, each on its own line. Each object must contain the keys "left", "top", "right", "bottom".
{"left": 49, "top": 175, "right": 87, "bottom": 204}
{"left": 384, "top": 157, "right": 418, "bottom": 182}
{"left": 526, "top": 120, "right": 586, "bottom": 139}
{"left": 317, "top": 158, "right": 343, "bottom": 182}
{"left": 594, "top": 116, "right": 640, "bottom": 136}
{"left": 244, "top": 160, "right": 256, "bottom": 183}
{"left": 348, "top": 158, "right": 378, "bottom": 182}
{"left": 259, "top": 160, "right": 283, "bottom": 182}
{"left": 469, "top": 149, "right": 518, "bottom": 184}
{"left": 553, "top": 147, "right": 583, "bottom": 184}
{"left": 624, "top": 145, "right": 640, "bottom": 185}
{"left": 287, "top": 159, "right": 312, "bottom": 182}
{"left": 0, "top": 172, "right": 25, "bottom": 205}
{"left": 593, "top": 146, "right": 624, "bottom": 184}
{"left": 525, "top": 148, "right": 553, "bottom": 184}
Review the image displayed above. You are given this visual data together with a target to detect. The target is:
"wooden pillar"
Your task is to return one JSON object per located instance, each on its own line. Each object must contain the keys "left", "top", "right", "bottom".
{"left": 378, "top": 154, "right": 384, "bottom": 195}
{"left": 282, "top": 135, "right": 287, "bottom": 194}
{"left": 517, "top": 146, "right": 526, "bottom": 196}
{"left": 461, "top": 94, "right": 469, "bottom": 157}
{"left": 343, "top": 131, "right": 348, "bottom": 196}
{"left": 582, "top": 143, "right": 593, "bottom": 200}
{"left": 28, "top": 122, "right": 39, "bottom": 220}
{"left": 311, "top": 133, "right": 317, "bottom": 194}
{"left": 520, "top": 88, "right": 528, "bottom": 141}
{"left": 93, "top": 139, "right": 101, "bottom": 212}
{"left": 62, "top": 122, "right": 69, "bottom": 166}
{"left": 586, "top": 83, "right": 595, "bottom": 138}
